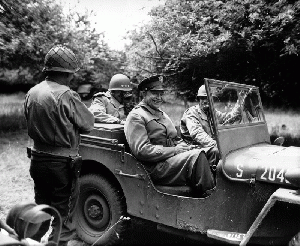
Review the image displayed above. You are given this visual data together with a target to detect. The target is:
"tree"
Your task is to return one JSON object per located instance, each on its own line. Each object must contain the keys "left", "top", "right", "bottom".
{"left": 0, "top": 0, "right": 126, "bottom": 92}
{"left": 125, "top": 0, "right": 300, "bottom": 107}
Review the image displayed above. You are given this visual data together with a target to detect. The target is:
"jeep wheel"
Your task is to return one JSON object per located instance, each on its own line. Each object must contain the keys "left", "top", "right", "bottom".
{"left": 289, "top": 232, "right": 300, "bottom": 246}
{"left": 75, "top": 174, "right": 128, "bottom": 245}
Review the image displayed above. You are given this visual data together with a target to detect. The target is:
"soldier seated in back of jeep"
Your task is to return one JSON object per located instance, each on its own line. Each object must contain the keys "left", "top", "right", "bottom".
{"left": 89, "top": 74, "right": 135, "bottom": 124}
{"left": 124, "top": 75, "right": 216, "bottom": 197}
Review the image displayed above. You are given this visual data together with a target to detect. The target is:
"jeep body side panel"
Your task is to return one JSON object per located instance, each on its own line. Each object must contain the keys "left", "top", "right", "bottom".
{"left": 116, "top": 153, "right": 180, "bottom": 225}
{"left": 218, "top": 123, "right": 270, "bottom": 158}
{"left": 79, "top": 143, "right": 125, "bottom": 174}
{"left": 118, "top": 155, "right": 300, "bottom": 244}
{"left": 126, "top": 162, "right": 300, "bottom": 244}
{"left": 79, "top": 138, "right": 254, "bottom": 234}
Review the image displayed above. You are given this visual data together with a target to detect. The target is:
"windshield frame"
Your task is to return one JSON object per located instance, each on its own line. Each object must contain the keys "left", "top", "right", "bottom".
{"left": 204, "top": 78, "right": 269, "bottom": 157}
{"left": 204, "top": 78, "right": 266, "bottom": 130}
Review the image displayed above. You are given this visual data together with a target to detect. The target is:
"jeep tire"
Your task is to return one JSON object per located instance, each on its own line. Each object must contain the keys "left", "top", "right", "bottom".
{"left": 75, "top": 174, "right": 128, "bottom": 245}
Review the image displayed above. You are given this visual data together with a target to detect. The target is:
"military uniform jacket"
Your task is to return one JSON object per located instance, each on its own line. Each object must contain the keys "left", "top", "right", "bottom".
{"left": 24, "top": 80, "right": 95, "bottom": 157}
{"left": 89, "top": 91, "right": 125, "bottom": 123}
{"left": 180, "top": 104, "right": 241, "bottom": 148}
{"left": 124, "top": 101, "right": 200, "bottom": 174}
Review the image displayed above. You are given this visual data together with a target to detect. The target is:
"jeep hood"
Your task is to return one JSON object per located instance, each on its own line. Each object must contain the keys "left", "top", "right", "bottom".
{"left": 223, "top": 144, "right": 300, "bottom": 186}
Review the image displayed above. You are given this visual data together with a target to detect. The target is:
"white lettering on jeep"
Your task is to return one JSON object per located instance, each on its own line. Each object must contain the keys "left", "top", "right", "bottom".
{"left": 235, "top": 165, "right": 289, "bottom": 184}
{"left": 236, "top": 164, "right": 243, "bottom": 178}
{"left": 260, "top": 166, "right": 288, "bottom": 183}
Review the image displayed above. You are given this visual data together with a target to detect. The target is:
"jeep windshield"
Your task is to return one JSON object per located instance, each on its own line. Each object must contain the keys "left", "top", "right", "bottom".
{"left": 205, "top": 78, "right": 265, "bottom": 130}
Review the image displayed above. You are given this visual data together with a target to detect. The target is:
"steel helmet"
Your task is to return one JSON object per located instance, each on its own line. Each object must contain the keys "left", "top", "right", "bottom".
{"left": 109, "top": 74, "right": 132, "bottom": 91}
{"left": 197, "top": 85, "right": 207, "bottom": 97}
{"left": 43, "top": 45, "right": 80, "bottom": 73}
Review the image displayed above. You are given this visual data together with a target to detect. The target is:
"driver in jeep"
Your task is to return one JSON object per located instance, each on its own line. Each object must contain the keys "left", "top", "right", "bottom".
{"left": 124, "top": 75, "right": 215, "bottom": 197}
{"left": 180, "top": 84, "right": 247, "bottom": 170}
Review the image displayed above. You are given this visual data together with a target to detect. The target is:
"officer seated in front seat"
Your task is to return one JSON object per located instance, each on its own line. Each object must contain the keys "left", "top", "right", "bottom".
{"left": 124, "top": 75, "right": 216, "bottom": 197}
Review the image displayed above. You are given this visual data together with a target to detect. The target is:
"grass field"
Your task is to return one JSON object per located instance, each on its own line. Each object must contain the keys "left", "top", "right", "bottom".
{"left": 1, "top": 92, "right": 300, "bottom": 222}
{"left": 0, "top": 129, "right": 34, "bottom": 221}
{"left": 1, "top": 92, "right": 300, "bottom": 137}
{"left": 0, "top": 92, "right": 27, "bottom": 132}
{"left": 265, "top": 108, "right": 300, "bottom": 137}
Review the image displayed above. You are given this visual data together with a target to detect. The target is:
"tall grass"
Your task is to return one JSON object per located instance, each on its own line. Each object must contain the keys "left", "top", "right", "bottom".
{"left": 161, "top": 102, "right": 187, "bottom": 126}
{"left": 264, "top": 107, "right": 300, "bottom": 146}
{"left": 264, "top": 108, "right": 300, "bottom": 138}
{"left": 1, "top": 92, "right": 300, "bottom": 140}
{"left": 0, "top": 93, "right": 27, "bottom": 132}
{"left": 0, "top": 130, "right": 34, "bottom": 221}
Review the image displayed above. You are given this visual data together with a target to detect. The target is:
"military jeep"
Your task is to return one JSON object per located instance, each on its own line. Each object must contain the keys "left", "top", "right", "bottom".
{"left": 75, "top": 78, "right": 300, "bottom": 246}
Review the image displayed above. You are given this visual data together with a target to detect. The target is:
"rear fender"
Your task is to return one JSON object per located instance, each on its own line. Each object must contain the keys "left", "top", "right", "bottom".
{"left": 79, "top": 143, "right": 151, "bottom": 218}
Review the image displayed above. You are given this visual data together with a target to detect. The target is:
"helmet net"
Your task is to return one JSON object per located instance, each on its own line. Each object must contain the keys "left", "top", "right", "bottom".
{"left": 43, "top": 45, "right": 79, "bottom": 73}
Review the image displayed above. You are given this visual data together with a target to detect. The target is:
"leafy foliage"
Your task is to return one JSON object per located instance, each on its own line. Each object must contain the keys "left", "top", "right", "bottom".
{"left": 0, "top": 0, "right": 126, "bottom": 92}
{"left": 125, "top": 0, "right": 300, "bottom": 107}
{"left": 2, "top": 0, "right": 300, "bottom": 107}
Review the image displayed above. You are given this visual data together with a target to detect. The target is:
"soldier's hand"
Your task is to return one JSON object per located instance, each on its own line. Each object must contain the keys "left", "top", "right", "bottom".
{"left": 176, "top": 141, "right": 189, "bottom": 148}
{"left": 0, "top": 220, "right": 17, "bottom": 237}
{"left": 189, "top": 144, "right": 199, "bottom": 149}
{"left": 238, "top": 88, "right": 252, "bottom": 105}
{"left": 174, "top": 145, "right": 190, "bottom": 155}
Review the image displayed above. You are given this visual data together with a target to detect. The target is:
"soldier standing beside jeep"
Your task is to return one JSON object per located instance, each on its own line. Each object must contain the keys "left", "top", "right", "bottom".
{"left": 89, "top": 74, "right": 135, "bottom": 124}
{"left": 124, "top": 75, "right": 215, "bottom": 197}
{"left": 24, "top": 45, "right": 94, "bottom": 246}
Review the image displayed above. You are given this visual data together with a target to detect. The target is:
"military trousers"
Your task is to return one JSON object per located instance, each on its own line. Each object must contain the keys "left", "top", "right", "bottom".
{"left": 149, "top": 149, "right": 215, "bottom": 195}
{"left": 29, "top": 152, "right": 79, "bottom": 246}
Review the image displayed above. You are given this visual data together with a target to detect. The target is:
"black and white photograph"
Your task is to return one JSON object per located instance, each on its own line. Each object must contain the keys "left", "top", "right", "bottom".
{"left": 1, "top": 0, "right": 300, "bottom": 245}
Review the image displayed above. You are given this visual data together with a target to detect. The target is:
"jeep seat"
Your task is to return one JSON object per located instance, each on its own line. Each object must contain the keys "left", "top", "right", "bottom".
{"left": 155, "top": 185, "right": 193, "bottom": 196}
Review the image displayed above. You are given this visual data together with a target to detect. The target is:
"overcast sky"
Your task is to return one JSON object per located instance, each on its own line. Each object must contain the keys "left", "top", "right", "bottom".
{"left": 59, "top": 0, "right": 165, "bottom": 50}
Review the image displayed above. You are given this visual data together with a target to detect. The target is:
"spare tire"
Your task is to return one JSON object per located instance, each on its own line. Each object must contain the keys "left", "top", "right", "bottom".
{"left": 75, "top": 174, "right": 128, "bottom": 245}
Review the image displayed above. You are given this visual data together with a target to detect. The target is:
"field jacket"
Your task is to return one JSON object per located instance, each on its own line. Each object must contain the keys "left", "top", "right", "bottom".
{"left": 180, "top": 104, "right": 241, "bottom": 148}
{"left": 89, "top": 91, "right": 126, "bottom": 123}
{"left": 24, "top": 80, "right": 94, "bottom": 157}
{"left": 124, "top": 101, "right": 201, "bottom": 175}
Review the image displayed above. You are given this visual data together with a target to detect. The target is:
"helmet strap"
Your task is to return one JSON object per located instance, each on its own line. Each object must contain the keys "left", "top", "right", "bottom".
{"left": 111, "top": 91, "right": 123, "bottom": 104}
